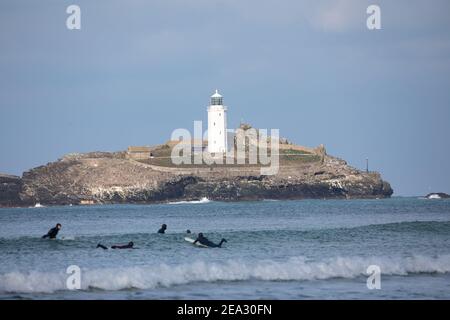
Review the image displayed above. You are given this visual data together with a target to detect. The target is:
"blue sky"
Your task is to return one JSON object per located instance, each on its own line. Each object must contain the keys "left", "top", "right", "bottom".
{"left": 0, "top": 0, "right": 449, "bottom": 196}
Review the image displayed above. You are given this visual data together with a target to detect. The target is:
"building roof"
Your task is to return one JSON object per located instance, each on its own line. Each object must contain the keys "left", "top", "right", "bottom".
{"left": 127, "top": 146, "right": 151, "bottom": 153}
{"left": 211, "top": 89, "right": 222, "bottom": 98}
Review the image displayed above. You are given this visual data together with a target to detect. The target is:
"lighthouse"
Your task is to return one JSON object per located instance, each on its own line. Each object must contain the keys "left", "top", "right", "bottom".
{"left": 207, "top": 89, "right": 228, "bottom": 153}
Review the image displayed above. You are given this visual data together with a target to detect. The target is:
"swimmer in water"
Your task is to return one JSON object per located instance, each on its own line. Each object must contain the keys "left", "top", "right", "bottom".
{"left": 186, "top": 229, "right": 197, "bottom": 238}
{"left": 158, "top": 224, "right": 167, "bottom": 234}
{"left": 42, "top": 223, "right": 62, "bottom": 239}
{"left": 193, "top": 233, "right": 227, "bottom": 248}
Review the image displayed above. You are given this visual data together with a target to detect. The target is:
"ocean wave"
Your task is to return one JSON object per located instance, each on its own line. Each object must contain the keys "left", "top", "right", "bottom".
{"left": 1, "top": 255, "right": 449, "bottom": 294}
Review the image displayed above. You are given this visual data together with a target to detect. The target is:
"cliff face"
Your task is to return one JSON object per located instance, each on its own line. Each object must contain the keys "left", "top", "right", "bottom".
{"left": 7, "top": 152, "right": 393, "bottom": 206}
{"left": 0, "top": 174, "right": 24, "bottom": 207}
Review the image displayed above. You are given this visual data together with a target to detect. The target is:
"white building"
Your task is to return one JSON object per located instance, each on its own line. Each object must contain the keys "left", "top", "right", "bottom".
{"left": 207, "top": 89, "right": 228, "bottom": 153}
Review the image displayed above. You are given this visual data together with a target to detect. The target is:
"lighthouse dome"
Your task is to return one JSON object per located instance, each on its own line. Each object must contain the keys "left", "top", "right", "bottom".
{"left": 210, "top": 89, "right": 223, "bottom": 105}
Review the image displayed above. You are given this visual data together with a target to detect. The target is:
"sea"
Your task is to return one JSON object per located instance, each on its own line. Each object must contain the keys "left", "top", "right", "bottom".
{"left": 0, "top": 197, "right": 449, "bottom": 300}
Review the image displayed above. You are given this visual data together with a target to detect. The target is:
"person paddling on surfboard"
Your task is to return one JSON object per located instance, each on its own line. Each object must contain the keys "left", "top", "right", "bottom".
{"left": 111, "top": 241, "right": 134, "bottom": 249}
{"left": 42, "top": 223, "right": 62, "bottom": 239}
{"left": 193, "top": 233, "right": 227, "bottom": 248}
{"left": 96, "top": 242, "right": 135, "bottom": 250}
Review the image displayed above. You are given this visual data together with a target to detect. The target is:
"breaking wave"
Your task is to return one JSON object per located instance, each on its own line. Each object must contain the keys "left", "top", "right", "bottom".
{"left": 1, "top": 254, "right": 449, "bottom": 294}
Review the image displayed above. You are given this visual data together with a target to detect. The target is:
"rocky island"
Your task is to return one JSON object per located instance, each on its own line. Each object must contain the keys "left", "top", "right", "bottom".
{"left": 0, "top": 139, "right": 393, "bottom": 207}
{"left": 425, "top": 193, "right": 450, "bottom": 199}
{"left": 0, "top": 90, "right": 394, "bottom": 207}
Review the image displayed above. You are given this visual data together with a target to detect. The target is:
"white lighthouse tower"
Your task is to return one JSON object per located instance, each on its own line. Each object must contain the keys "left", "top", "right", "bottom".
{"left": 207, "top": 89, "right": 228, "bottom": 153}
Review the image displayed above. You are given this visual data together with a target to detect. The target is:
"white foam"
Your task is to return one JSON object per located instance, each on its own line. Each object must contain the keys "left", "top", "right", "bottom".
{"left": 29, "top": 203, "right": 45, "bottom": 208}
{"left": 169, "top": 197, "right": 211, "bottom": 205}
{"left": 1, "top": 255, "right": 449, "bottom": 294}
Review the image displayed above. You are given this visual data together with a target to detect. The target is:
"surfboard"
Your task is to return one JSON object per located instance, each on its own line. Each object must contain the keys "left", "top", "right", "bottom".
{"left": 184, "top": 237, "right": 209, "bottom": 248}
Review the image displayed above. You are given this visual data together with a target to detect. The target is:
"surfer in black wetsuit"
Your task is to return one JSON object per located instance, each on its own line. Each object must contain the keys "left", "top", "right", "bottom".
{"left": 193, "top": 233, "right": 227, "bottom": 248}
{"left": 158, "top": 224, "right": 167, "bottom": 234}
{"left": 112, "top": 241, "right": 134, "bottom": 249}
{"left": 96, "top": 242, "right": 134, "bottom": 250}
{"left": 42, "top": 223, "right": 62, "bottom": 239}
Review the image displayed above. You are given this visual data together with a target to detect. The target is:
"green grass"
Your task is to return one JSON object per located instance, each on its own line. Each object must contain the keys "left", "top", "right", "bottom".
{"left": 136, "top": 145, "right": 321, "bottom": 168}
{"left": 281, "top": 149, "right": 312, "bottom": 155}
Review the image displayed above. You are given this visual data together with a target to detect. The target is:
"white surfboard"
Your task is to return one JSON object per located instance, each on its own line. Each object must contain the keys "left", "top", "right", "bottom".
{"left": 184, "top": 237, "right": 209, "bottom": 248}
{"left": 59, "top": 236, "right": 75, "bottom": 241}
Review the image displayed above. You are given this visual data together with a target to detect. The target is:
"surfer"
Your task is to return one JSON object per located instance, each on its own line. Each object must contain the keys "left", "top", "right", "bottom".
{"left": 112, "top": 241, "right": 134, "bottom": 249}
{"left": 186, "top": 229, "right": 197, "bottom": 238}
{"left": 42, "top": 223, "right": 62, "bottom": 239}
{"left": 158, "top": 224, "right": 167, "bottom": 234}
{"left": 96, "top": 242, "right": 135, "bottom": 249}
{"left": 193, "top": 233, "right": 227, "bottom": 248}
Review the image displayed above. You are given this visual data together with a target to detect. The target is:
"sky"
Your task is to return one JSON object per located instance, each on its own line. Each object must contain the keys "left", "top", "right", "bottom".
{"left": 0, "top": 0, "right": 449, "bottom": 196}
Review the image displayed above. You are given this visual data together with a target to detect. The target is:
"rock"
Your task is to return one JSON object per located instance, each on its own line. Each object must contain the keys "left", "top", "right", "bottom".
{"left": 0, "top": 174, "right": 24, "bottom": 207}
{"left": 425, "top": 193, "right": 450, "bottom": 199}
{"left": 8, "top": 151, "right": 393, "bottom": 206}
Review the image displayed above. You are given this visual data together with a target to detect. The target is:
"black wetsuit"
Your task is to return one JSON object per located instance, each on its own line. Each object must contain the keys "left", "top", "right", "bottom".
{"left": 111, "top": 243, "right": 134, "bottom": 249}
{"left": 194, "top": 236, "right": 226, "bottom": 248}
{"left": 158, "top": 227, "right": 166, "bottom": 234}
{"left": 97, "top": 242, "right": 134, "bottom": 250}
{"left": 42, "top": 227, "right": 59, "bottom": 239}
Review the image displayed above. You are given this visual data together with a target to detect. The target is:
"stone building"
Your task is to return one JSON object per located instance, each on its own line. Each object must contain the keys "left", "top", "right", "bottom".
{"left": 126, "top": 146, "right": 152, "bottom": 160}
